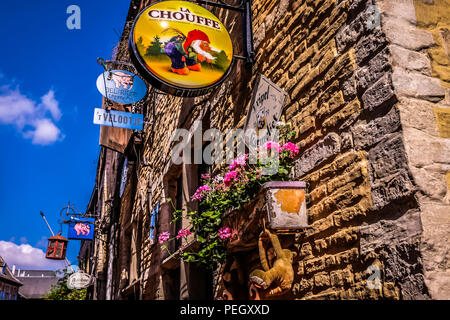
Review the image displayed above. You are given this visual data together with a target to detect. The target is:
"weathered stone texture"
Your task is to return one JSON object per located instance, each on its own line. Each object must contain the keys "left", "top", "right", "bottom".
{"left": 291, "top": 133, "right": 341, "bottom": 178}
{"left": 361, "top": 73, "right": 396, "bottom": 111}
{"left": 352, "top": 106, "right": 401, "bottom": 150}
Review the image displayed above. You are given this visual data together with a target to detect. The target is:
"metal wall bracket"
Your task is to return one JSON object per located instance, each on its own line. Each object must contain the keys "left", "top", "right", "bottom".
{"left": 194, "top": 0, "right": 255, "bottom": 68}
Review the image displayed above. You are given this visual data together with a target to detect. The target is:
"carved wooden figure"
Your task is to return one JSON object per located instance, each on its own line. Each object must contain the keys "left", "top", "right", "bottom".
{"left": 249, "top": 229, "right": 296, "bottom": 298}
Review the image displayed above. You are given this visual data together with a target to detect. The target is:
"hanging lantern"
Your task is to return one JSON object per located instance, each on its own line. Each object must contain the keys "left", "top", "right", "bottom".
{"left": 45, "top": 233, "right": 68, "bottom": 260}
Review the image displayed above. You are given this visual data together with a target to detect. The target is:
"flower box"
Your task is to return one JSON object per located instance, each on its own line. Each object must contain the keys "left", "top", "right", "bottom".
{"left": 263, "top": 181, "right": 308, "bottom": 230}
{"left": 223, "top": 181, "right": 308, "bottom": 253}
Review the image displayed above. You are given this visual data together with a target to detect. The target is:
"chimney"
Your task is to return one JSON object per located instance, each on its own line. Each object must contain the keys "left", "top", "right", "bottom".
{"left": 11, "top": 265, "right": 16, "bottom": 275}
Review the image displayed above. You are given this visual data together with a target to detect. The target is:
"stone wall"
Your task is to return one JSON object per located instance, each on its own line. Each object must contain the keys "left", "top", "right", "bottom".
{"left": 102, "top": 0, "right": 450, "bottom": 300}
{"left": 374, "top": 0, "right": 450, "bottom": 299}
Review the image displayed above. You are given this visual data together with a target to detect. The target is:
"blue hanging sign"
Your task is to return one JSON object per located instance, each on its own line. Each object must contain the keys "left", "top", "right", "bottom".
{"left": 96, "top": 69, "right": 147, "bottom": 104}
{"left": 93, "top": 108, "right": 143, "bottom": 130}
{"left": 68, "top": 222, "right": 94, "bottom": 240}
{"left": 150, "top": 202, "right": 159, "bottom": 244}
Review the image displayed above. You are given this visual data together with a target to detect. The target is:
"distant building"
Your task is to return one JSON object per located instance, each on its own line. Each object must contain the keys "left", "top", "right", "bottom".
{"left": 0, "top": 256, "right": 22, "bottom": 300}
{"left": 15, "top": 270, "right": 61, "bottom": 299}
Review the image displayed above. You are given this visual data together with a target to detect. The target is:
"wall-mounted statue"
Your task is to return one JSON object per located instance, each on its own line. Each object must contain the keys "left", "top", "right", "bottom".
{"left": 249, "top": 229, "right": 297, "bottom": 298}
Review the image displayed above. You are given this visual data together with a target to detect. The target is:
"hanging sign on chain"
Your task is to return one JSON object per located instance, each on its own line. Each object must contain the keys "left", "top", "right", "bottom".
{"left": 67, "top": 271, "right": 92, "bottom": 289}
{"left": 93, "top": 108, "right": 143, "bottom": 131}
{"left": 96, "top": 69, "right": 147, "bottom": 104}
{"left": 129, "top": 1, "right": 234, "bottom": 97}
{"left": 68, "top": 222, "right": 94, "bottom": 240}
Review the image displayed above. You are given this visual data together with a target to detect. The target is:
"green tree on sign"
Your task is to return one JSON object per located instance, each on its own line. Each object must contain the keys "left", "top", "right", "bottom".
{"left": 137, "top": 36, "right": 145, "bottom": 53}
{"left": 212, "top": 50, "right": 230, "bottom": 71}
{"left": 146, "top": 36, "right": 163, "bottom": 56}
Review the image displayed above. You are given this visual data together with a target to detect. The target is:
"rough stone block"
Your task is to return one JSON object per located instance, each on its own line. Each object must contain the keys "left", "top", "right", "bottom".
{"left": 341, "top": 75, "right": 357, "bottom": 101}
{"left": 368, "top": 133, "right": 409, "bottom": 180}
{"left": 334, "top": 248, "right": 359, "bottom": 265}
{"left": 390, "top": 44, "right": 432, "bottom": 76}
{"left": 355, "top": 48, "right": 390, "bottom": 93}
{"left": 370, "top": 169, "right": 416, "bottom": 209}
{"left": 305, "top": 256, "right": 326, "bottom": 273}
{"left": 392, "top": 67, "right": 445, "bottom": 103}
{"left": 314, "top": 273, "right": 331, "bottom": 288}
{"left": 361, "top": 73, "right": 396, "bottom": 111}
{"left": 352, "top": 106, "right": 401, "bottom": 150}
{"left": 354, "top": 29, "right": 388, "bottom": 65}
{"left": 300, "top": 242, "right": 313, "bottom": 258}
{"left": 360, "top": 210, "right": 423, "bottom": 255}
{"left": 333, "top": 202, "right": 367, "bottom": 227}
{"left": 324, "top": 50, "right": 356, "bottom": 83}
{"left": 291, "top": 133, "right": 341, "bottom": 178}
{"left": 323, "top": 99, "right": 361, "bottom": 129}
{"left": 402, "top": 126, "right": 450, "bottom": 169}
{"left": 376, "top": 240, "right": 430, "bottom": 300}
{"left": 306, "top": 215, "right": 335, "bottom": 238}
{"left": 376, "top": 0, "right": 417, "bottom": 25}
{"left": 335, "top": 7, "right": 380, "bottom": 53}
{"left": 382, "top": 15, "right": 434, "bottom": 51}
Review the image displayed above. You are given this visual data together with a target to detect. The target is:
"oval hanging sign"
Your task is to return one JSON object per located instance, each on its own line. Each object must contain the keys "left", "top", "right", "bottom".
{"left": 67, "top": 271, "right": 92, "bottom": 289}
{"left": 96, "top": 69, "right": 147, "bottom": 104}
{"left": 129, "top": 0, "right": 234, "bottom": 97}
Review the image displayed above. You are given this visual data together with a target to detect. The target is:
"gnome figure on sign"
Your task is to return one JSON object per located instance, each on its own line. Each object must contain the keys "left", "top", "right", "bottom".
{"left": 163, "top": 28, "right": 219, "bottom": 75}
{"left": 183, "top": 29, "right": 220, "bottom": 71}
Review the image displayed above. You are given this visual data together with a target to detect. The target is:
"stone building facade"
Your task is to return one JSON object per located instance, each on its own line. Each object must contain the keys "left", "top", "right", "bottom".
{"left": 81, "top": 0, "right": 450, "bottom": 300}
{"left": 0, "top": 256, "right": 22, "bottom": 300}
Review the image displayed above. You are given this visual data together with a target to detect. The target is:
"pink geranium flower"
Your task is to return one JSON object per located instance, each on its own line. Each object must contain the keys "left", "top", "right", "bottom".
{"left": 218, "top": 227, "right": 231, "bottom": 240}
{"left": 264, "top": 141, "right": 281, "bottom": 152}
{"left": 224, "top": 170, "right": 238, "bottom": 187}
{"left": 191, "top": 184, "right": 211, "bottom": 201}
{"left": 158, "top": 232, "right": 170, "bottom": 244}
{"left": 176, "top": 228, "right": 192, "bottom": 239}
{"left": 229, "top": 154, "right": 248, "bottom": 170}
{"left": 281, "top": 142, "right": 300, "bottom": 157}
{"left": 201, "top": 173, "right": 211, "bottom": 180}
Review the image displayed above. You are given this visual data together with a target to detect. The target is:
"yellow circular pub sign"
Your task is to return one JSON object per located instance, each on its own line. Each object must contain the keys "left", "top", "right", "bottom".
{"left": 130, "top": 1, "right": 234, "bottom": 97}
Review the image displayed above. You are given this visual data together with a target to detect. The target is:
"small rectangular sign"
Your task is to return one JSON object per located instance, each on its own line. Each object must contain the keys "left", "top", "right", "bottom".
{"left": 68, "top": 222, "right": 94, "bottom": 240}
{"left": 93, "top": 108, "right": 143, "bottom": 130}
{"left": 244, "top": 73, "right": 288, "bottom": 138}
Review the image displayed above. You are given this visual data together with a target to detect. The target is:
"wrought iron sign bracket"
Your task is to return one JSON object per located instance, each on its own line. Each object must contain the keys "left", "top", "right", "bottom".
{"left": 194, "top": 0, "right": 255, "bottom": 68}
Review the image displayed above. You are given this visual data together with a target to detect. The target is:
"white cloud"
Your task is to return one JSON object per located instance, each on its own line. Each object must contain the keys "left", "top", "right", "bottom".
{"left": 0, "top": 241, "right": 66, "bottom": 271}
{"left": 0, "top": 85, "right": 64, "bottom": 145}
{"left": 25, "top": 118, "right": 64, "bottom": 146}
{"left": 41, "top": 90, "right": 61, "bottom": 121}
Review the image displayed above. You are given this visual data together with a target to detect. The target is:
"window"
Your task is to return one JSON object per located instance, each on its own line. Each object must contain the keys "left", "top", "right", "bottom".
{"left": 47, "top": 242, "right": 55, "bottom": 256}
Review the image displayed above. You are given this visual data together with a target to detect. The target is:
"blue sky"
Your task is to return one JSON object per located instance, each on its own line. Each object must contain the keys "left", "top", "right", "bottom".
{"left": 0, "top": 0, "right": 130, "bottom": 270}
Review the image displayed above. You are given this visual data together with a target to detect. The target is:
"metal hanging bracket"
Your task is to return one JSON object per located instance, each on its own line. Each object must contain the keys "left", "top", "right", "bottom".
{"left": 193, "top": 0, "right": 255, "bottom": 68}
